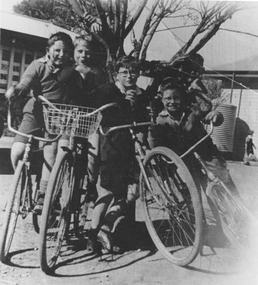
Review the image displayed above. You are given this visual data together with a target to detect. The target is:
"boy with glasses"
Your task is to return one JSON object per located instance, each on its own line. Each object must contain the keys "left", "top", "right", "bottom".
{"left": 148, "top": 77, "right": 238, "bottom": 201}
{"left": 86, "top": 56, "right": 149, "bottom": 254}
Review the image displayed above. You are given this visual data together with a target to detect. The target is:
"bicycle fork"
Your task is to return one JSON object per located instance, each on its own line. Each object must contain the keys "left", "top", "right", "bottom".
{"left": 20, "top": 141, "right": 34, "bottom": 218}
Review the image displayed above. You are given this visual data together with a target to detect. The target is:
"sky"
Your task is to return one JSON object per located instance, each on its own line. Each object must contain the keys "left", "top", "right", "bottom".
{"left": 1, "top": 0, "right": 258, "bottom": 68}
{"left": 0, "top": 0, "right": 21, "bottom": 12}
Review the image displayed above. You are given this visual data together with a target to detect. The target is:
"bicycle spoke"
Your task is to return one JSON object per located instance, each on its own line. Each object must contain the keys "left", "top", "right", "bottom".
{"left": 141, "top": 147, "right": 203, "bottom": 266}
{"left": 40, "top": 153, "right": 73, "bottom": 273}
{"left": 0, "top": 162, "right": 27, "bottom": 262}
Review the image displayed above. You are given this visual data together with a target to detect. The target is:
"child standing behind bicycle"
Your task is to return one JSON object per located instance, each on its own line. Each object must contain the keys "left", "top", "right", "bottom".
{"left": 5, "top": 32, "right": 79, "bottom": 212}
{"left": 87, "top": 56, "right": 149, "bottom": 254}
{"left": 148, "top": 77, "right": 239, "bottom": 195}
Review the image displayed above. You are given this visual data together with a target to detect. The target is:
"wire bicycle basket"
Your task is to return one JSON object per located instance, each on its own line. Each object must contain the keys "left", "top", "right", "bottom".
{"left": 42, "top": 103, "right": 102, "bottom": 139}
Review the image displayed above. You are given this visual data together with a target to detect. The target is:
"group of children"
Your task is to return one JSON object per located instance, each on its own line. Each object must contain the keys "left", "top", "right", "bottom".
{"left": 5, "top": 31, "right": 238, "bottom": 255}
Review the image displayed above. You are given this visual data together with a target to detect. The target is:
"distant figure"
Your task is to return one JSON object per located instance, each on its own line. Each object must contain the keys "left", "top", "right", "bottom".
{"left": 243, "top": 130, "right": 257, "bottom": 165}
{"left": 0, "top": 115, "right": 4, "bottom": 138}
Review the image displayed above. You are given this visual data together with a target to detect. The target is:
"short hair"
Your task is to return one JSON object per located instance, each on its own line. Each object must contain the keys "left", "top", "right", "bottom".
{"left": 159, "top": 77, "right": 186, "bottom": 96}
{"left": 47, "top": 32, "right": 73, "bottom": 51}
{"left": 73, "top": 35, "right": 98, "bottom": 50}
{"left": 115, "top": 56, "right": 140, "bottom": 73}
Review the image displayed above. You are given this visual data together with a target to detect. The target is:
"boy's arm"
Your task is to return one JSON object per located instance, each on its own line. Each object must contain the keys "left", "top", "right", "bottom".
{"left": 5, "top": 61, "right": 38, "bottom": 100}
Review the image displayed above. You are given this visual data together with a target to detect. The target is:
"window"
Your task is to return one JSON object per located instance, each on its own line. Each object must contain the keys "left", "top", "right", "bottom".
{"left": 0, "top": 74, "right": 7, "bottom": 80}
{"left": 25, "top": 53, "right": 33, "bottom": 64}
{"left": 13, "top": 65, "right": 20, "bottom": 72}
{"left": 14, "top": 51, "right": 22, "bottom": 63}
{"left": 1, "top": 64, "right": 9, "bottom": 71}
{"left": 2, "top": 50, "right": 10, "bottom": 61}
{"left": 12, "top": 75, "right": 20, "bottom": 81}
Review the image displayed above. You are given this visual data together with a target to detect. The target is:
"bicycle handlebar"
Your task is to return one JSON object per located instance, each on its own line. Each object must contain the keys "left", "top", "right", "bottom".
{"left": 7, "top": 97, "right": 61, "bottom": 143}
{"left": 38, "top": 95, "right": 119, "bottom": 117}
{"left": 180, "top": 121, "right": 214, "bottom": 159}
{"left": 99, "top": 121, "right": 151, "bottom": 136}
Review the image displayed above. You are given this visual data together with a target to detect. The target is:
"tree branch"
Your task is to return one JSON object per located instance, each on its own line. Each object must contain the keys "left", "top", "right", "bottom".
{"left": 117, "top": 0, "right": 128, "bottom": 57}
{"left": 124, "top": 0, "right": 147, "bottom": 38}
{"left": 140, "top": 16, "right": 163, "bottom": 61}
{"left": 135, "top": 0, "right": 160, "bottom": 59}
{"left": 114, "top": 0, "right": 120, "bottom": 35}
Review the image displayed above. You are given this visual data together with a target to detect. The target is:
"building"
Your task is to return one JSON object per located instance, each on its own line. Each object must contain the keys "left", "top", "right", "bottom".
{"left": 0, "top": 10, "right": 77, "bottom": 93}
{"left": 0, "top": 10, "right": 77, "bottom": 121}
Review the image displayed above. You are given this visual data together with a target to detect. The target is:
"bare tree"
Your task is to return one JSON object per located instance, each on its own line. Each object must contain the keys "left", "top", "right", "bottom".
{"left": 66, "top": 0, "right": 242, "bottom": 90}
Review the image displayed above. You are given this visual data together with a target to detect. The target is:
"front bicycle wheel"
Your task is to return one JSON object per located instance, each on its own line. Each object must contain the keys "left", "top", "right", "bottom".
{"left": 0, "top": 161, "right": 26, "bottom": 262}
{"left": 140, "top": 147, "right": 203, "bottom": 266}
{"left": 39, "top": 152, "right": 74, "bottom": 274}
{"left": 208, "top": 181, "right": 258, "bottom": 253}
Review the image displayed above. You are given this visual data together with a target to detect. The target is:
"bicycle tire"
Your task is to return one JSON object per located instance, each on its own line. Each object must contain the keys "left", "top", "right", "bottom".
{"left": 140, "top": 147, "right": 203, "bottom": 266}
{"left": 0, "top": 161, "right": 26, "bottom": 262}
{"left": 32, "top": 172, "right": 41, "bottom": 233}
{"left": 39, "top": 152, "right": 74, "bottom": 274}
{"left": 208, "top": 181, "right": 258, "bottom": 253}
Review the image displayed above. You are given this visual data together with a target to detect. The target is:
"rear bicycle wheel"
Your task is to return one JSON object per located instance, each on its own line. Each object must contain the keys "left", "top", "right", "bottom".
{"left": 208, "top": 181, "right": 258, "bottom": 253}
{"left": 39, "top": 152, "right": 74, "bottom": 274}
{"left": 0, "top": 161, "right": 26, "bottom": 262}
{"left": 140, "top": 147, "right": 203, "bottom": 266}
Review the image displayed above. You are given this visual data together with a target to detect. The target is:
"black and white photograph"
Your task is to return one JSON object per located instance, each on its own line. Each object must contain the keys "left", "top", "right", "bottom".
{"left": 0, "top": 0, "right": 258, "bottom": 284}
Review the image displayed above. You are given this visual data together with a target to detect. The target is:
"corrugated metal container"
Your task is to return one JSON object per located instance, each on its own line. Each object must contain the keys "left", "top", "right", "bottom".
{"left": 208, "top": 103, "right": 237, "bottom": 152}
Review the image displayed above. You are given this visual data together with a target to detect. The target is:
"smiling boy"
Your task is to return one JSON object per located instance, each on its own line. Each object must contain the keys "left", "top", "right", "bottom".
{"left": 148, "top": 77, "right": 238, "bottom": 195}
{"left": 5, "top": 32, "right": 77, "bottom": 212}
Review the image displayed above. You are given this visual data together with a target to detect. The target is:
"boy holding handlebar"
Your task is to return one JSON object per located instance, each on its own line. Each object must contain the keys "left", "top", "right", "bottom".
{"left": 86, "top": 56, "right": 149, "bottom": 254}
{"left": 5, "top": 32, "right": 78, "bottom": 212}
{"left": 148, "top": 77, "right": 238, "bottom": 197}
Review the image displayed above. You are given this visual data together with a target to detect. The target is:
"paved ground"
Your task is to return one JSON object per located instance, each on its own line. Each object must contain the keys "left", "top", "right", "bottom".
{"left": 0, "top": 136, "right": 258, "bottom": 285}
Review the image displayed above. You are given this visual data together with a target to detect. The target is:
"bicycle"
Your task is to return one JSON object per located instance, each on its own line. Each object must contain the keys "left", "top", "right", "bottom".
{"left": 100, "top": 120, "right": 258, "bottom": 267}
{"left": 0, "top": 97, "right": 61, "bottom": 263}
{"left": 38, "top": 97, "right": 117, "bottom": 274}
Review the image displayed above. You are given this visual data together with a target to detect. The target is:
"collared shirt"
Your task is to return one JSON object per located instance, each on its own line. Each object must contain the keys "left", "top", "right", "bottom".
{"left": 157, "top": 109, "right": 186, "bottom": 129}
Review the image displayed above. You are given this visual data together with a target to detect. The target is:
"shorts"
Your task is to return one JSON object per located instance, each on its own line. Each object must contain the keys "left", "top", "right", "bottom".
{"left": 14, "top": 112, "right": 44, "bottom": 144}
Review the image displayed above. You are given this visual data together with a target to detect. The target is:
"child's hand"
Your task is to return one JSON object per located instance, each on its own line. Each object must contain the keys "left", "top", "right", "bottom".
{"left": 204, "top": 110, "right": 224, "bottom": 126}
{"left": 125, "top": 89, "right": 136, "bottom": 104}
{"left": 91, "top": 22, "right": 102, "bottom": 33}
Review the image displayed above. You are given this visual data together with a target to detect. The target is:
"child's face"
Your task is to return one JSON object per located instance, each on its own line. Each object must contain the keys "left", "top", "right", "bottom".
{"left": 162, "top": 88, "right": 184, "bottom": 114}
{"left": 47, "top": 40, "right": 71, "bottom": 67}
{"left": 116, "top": 67, "right": 139, "bottom": 89}
{"left": 74, "top": 42, "right": 92, "bottom": 66}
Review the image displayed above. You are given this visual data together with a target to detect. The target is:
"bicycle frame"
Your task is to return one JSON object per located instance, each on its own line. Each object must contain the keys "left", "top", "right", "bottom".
{"left": 7, "top": 99, "right": 62, "bottom": 215}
